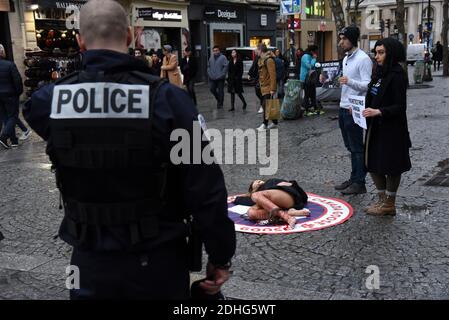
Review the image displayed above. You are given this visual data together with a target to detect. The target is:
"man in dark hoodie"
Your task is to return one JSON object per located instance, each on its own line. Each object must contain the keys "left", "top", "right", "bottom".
{"left": 24, "top": 0, "right": 235, "bottom": 300}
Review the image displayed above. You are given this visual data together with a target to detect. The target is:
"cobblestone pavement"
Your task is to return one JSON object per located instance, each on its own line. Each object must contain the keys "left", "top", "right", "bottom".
{"left": 1, "top": 68, "right": 449, "bottom": 300}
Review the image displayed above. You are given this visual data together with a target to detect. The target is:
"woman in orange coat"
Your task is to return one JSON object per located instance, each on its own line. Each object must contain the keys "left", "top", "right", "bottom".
{"left": 160, "top": 45, "right": 182, "bottom": 88}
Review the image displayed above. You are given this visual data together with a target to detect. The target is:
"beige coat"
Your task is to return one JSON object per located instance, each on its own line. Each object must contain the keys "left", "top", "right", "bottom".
{"left": 160, "top": 54, "right": 182, "bottom": 88}
{"left": 258, "top": 51, "right": 277, "bottom": 96}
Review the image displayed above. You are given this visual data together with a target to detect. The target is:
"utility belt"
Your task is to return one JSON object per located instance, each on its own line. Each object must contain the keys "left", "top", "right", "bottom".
{"left": 63, "top": 197, "right": 160, "bottom": 247}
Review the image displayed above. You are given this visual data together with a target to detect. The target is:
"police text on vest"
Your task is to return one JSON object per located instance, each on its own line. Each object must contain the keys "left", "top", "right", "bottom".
{"left": 51, "top": 82, "right": 150, "bottom": 119}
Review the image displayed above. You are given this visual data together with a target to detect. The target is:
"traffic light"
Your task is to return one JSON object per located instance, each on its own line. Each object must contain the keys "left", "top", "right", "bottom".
{"left": 386, "top": 19, "right": 390, "bottom": 30}
{"left": 379, "top": 19, "right": 385, "bottom": 33}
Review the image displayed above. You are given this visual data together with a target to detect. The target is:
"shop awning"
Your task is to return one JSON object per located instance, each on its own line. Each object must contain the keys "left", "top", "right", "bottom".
{"left": 36, "top": 0, "right": 88, "bottom": 9}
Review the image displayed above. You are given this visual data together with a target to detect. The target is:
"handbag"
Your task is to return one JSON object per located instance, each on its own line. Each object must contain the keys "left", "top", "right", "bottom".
{"left": 265, "top": 95, "right": 281, "bottom": 120}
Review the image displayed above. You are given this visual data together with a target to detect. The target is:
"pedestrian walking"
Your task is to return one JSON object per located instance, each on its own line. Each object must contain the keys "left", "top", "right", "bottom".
{"left": 23, "top": 0, "right": 235, "bottom": 299}
{"left": 134, "top": 48, "right": 152, "bottom": 68}
{"left": 160, "top": 45, "right": 182, "bottom": 88}
{"left": 295, "top": 48, "right": 304, "bottom": 78}
{"left": 432, "top": 41, "right": 443, "bottom": 72}
{"left": 207, "top": 46, "right": 228, "bottom": 109}
{"left": 16, "top": 118, "right": 32, "bottom": 141}
{"left": 363, "top": 38, "right": 411, "bottom": 216}
{"left": 299, "top": 45, "right": 319, "bottom": 116}
{"left": 334, "top": 25, "right": 373, "bottom": 195}
{"left": 256, "top": 43, "right": 278, "bottom": 131}
{"left": 149, "top": 52, "right": 162, "bottom": 77}
{"left": 248, "top": 49, "right": 264, "bottom": 113}
{"left": 227, "top": 49, "right": 247, "bottom": 112}
{"left": 274, "top": 49, "right": 287, "bottom": 100}
{"left": 0, "top": 44, "right": 24, "bottom": 149}
{"left": 180, "top": 46, "right": 198, "bottom": 105}
{"left": 0, "top": 113, "right": 31, "bottom": 142}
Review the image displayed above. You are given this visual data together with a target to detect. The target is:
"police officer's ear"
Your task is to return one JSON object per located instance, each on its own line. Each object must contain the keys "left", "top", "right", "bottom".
{"left": 76, "top": 33, "right": 87, "bottom": 52}
{"left": 126, "top": 26, "right": 133, "bottom": 48}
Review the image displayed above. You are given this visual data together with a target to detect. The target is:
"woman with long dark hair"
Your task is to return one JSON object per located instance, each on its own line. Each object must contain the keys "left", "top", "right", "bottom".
{"left": 362, "top": 38, "right": 412, "bottom": 216}
{"left": 227, "top": 49, "right": 247, "bottom": 111}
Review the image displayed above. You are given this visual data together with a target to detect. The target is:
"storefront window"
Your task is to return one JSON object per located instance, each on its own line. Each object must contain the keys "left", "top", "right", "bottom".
{"left": 250, "top": 37, "right": 271, "bottom": 47}
{"left": 305, "top": 0, "right": 325, "bottom": 19}
{"left": 33, "top": 8, "right": 79, "bottom": 52}
{"left": 135, "top": 27, "right": 181, "bottom": 56}
{"left": 213, "top": 30, "right": 241, "bottom": 50}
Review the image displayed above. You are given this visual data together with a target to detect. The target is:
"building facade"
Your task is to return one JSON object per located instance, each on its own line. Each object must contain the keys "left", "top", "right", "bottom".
{"left": 3, "top": 0, "right": 339, "bottom": 90}
{"left": 278, "top": 0, "right": 338, "bottom": 61}
{"left": 343, "top": 0, "right": 447, "bottom": 52}
{"left": 188, "top": 0, "right": 278, "bottom": 81}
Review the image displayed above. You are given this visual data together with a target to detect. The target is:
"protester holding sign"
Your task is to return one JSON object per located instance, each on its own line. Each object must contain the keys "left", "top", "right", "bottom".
{"left": 363, "top": 38, "right": 412, "bottom": 216}
{"left": 334, "top": 26, "right": 373, "bottom": 195}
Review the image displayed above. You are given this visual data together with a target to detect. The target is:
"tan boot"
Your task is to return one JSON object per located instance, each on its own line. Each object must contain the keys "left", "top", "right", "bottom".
{"left": 364, "top": 192, "right": 386, "bottom": 213}
{"left": 367, "top": 195, "right": 396, "bottom": 216}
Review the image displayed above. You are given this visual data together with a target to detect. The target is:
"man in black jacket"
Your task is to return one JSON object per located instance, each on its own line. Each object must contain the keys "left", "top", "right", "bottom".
{"left": 24, "top": 0, "right": 235, "bottom": 299}
{"left": 180, "top": 47, "right": 198, "bottom": 105}
{"left": 248, "top": 48, "right": 264, "bottom": 113}
{"left": 149, "top": 52, "right": 162, "bottom": 76}
{"left": 0, "top": 44, "right": 24, "bottom": 149}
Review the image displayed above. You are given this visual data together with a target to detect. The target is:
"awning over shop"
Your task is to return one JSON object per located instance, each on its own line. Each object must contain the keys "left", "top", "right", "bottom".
{"left": 36, "top": 0, "right": 87, "bottom": 9}
{"left": 0, "top": 0, "right": 11, "bottom": 12}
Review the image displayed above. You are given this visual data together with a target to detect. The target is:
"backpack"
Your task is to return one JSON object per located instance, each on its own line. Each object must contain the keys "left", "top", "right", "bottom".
{"left": 274, "top": 57, "right": 285, "bottom": 81}
{"left": 264, "top": 57, "right": 285, "bottom": 81}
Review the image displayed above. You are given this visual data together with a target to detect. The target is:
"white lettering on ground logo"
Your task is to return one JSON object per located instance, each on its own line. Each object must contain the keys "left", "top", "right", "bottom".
{"left": 227, "top": 193, "right": 353, "bottom": 234}
{"left": 51, "top": 83, "right": 150, "bottom": 119}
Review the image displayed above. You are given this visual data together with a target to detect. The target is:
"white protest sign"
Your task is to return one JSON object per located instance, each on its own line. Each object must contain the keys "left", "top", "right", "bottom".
{"left": 348, "top": 95, "right": 367, "bottom": 130}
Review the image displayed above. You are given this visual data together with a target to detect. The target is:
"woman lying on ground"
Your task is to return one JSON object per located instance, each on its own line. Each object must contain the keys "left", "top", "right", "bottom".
{"left": 233, "top": 178, "right": 311, "bottom": 229}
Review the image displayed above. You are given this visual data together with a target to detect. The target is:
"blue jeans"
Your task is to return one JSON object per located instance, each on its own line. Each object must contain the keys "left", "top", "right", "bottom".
{"left": 209, "top": 79, "right": 225, "bottom": 107}
{"left": 339, "top": 108, "right": 366, "bottom": 185}
{"left": 0, "top": 96, "right": 19, "bottom": 144}
{"left": 16, "top": 117, "right": 27, "bottom": 132}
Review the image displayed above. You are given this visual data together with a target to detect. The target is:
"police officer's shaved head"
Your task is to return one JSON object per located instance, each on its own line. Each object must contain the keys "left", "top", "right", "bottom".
{"left": 78, "top": 0, "right": 131, "bottom": 51}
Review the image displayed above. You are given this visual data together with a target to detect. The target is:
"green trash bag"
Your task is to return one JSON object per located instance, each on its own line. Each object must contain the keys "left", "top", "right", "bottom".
{"left": 281, "top": 79, "right": 303, "bottom": 120}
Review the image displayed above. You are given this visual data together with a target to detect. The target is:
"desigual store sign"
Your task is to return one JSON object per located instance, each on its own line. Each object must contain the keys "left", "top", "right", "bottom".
{"left": 204, "top": 7, "right": 244, "bottom": 22}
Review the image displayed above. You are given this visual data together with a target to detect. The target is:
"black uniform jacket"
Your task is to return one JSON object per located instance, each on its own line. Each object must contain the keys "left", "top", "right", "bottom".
{"left": 23, "top": 50, "right": 236, "bottom": 265}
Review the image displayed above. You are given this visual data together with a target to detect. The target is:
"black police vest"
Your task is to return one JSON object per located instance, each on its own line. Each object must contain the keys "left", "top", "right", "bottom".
{"left": 47, "top": 70, "right": 169, "bottom": 248}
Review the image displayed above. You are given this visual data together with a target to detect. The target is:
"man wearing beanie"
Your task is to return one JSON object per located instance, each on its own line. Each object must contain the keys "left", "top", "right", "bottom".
{"left": 334, "top": 25, "right": 373, "bottom": 195}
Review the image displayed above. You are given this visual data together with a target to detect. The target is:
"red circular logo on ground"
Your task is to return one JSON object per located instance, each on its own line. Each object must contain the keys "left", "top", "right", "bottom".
{"left": 227, "top": 193, "right": 353, "bottom": 234}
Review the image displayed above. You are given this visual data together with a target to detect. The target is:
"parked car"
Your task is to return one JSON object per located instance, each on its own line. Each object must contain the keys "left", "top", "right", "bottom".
{"left": 407, "top": 44, "right": 426, "bottom": 65}
{"left": 225, "top": 46, "right": 277, "bottom": 82}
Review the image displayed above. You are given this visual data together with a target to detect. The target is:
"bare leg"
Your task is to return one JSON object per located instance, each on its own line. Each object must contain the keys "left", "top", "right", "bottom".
{"left": 288, "top": 208, "right": 311, "bottom": 217}
{"left": 251, "top": 190, "right": 295, "bottom": 211}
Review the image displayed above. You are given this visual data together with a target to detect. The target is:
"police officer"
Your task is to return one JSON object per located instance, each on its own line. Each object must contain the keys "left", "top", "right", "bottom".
{"left": 24, "top": 0, "right": 235, "bottom": 300}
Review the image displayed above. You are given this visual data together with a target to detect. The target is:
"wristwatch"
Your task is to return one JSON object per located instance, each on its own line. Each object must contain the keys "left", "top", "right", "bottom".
{"left": 211, "top": 261, "right": 232, "bottom": 270}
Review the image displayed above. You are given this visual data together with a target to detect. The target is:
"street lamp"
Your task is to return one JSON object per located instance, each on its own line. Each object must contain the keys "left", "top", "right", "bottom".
{"left": 426, "top": 0, "right": 431, "bottom": 49}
